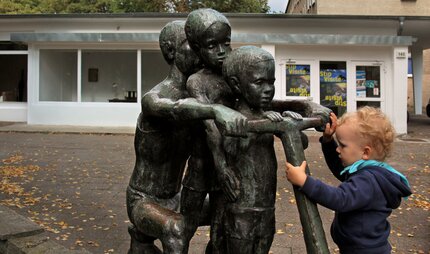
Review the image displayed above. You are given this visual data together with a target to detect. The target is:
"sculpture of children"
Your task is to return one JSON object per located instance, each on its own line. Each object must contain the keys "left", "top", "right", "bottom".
{"left": 181, "top": 8, "right": 331, "bottom": 253}
{"left": 126, "top": 20, "right": 247, "bottom": 254}
{"left": 181, "top": 8, "right": 239, "bottom": 253}
{"left": 221, "top": 46, "right": 281, "bottom": 254}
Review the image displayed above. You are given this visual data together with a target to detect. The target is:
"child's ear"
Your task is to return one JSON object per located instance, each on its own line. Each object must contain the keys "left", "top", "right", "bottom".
{"left": 362, "top": 146, "right": 372, "bottom": 160}
{"left": 229, "top": 76, "right": 241, "bottom": 95}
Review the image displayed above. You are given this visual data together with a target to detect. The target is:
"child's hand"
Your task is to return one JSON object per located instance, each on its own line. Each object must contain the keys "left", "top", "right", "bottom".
{"left": 264, "top": 111, "right": 284, "bottom": 122}
{"left": 285, "top": 161, "right": 307, "bottom": 187}
{"left": 322, "top": 112, "right": 337, "bottom": 142}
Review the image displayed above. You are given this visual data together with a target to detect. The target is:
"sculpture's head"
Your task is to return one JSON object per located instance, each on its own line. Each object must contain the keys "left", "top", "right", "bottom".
{"left": 223, "top": 46, "right": 276, "bottom": 109}
{"left": 159, "top": 20, "right": 200, "bottom": 76}
{"left": 185, "top": 8, "right": 231, "bottom": 72}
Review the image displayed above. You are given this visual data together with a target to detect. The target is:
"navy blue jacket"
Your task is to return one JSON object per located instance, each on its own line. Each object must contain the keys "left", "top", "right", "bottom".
{"left": 300, "top": 138, "right": 412, "bottom": 254}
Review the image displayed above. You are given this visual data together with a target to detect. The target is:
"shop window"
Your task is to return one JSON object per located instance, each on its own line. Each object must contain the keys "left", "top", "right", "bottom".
{"left": 356, "top": 66, "right": 380, "bottom": 99}
{"left": 39, "top": 50, "right": 77, "bottom": 102}
{"left": 320, "top": 61, "right": 347, "bottom": 116}
{"left": 81, "top": 50, "right": 137, "bottom": 102}
{"left": 285, "top": 64, "right": 310, "bottom": 97}
{"left": 0, "top": 55, "right": 27, "bottom": 102}
{"left": 141, "top": 51, "right": 169, "bottom": 95}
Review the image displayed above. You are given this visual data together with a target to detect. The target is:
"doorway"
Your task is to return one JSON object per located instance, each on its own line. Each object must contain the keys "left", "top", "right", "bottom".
{"left": 0, "top": 54, "right": 27, "bottom": 102}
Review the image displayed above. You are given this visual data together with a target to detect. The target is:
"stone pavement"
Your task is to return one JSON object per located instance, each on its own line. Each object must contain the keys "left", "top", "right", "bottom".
{"left": 0, "top": 114, "right": 428, "bottom": 254}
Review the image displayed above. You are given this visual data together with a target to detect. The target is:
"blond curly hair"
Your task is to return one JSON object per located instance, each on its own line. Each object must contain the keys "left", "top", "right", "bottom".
{"left": 338, "top": 106, "right": 396, "bottom": 161}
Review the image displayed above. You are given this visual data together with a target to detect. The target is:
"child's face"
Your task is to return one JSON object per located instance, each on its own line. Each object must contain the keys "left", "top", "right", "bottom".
{"left": 239, "top": 60, "right": 275, "bottom": 109}
{"left": 198, "top": 22, "right": 231, "bottom": 71}
{"left": 175, "top": 39, "right": 200, "bottom": 76}
{"left": 335, "top": 121, "right": 367, "bottom": 166}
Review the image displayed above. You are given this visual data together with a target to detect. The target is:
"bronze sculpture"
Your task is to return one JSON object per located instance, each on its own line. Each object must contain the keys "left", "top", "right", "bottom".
{"left": 221, "top": 46, "right": 281, "bottom": 254}
{"left": 126, "top": 20, "right": 247, "bottom": 254}
{"left": 181, "top": 9, "right": 239, "bottom": 254}
{"left": 127, "top": 8, "right": 332, "bottom": 254}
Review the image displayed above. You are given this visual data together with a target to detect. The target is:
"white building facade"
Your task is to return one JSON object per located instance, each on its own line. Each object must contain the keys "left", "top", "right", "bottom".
{"left": 1, "top": 13, "right": 428, "bottom": 134}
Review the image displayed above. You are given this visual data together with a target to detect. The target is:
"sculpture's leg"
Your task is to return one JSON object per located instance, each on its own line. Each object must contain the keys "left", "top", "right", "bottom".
{"left": 159, "top": 218, "right": 187, "bottom": 254}
{"left": 208, "top": 191, "right": 226, "bottom": 254}
{"left": 254, "top": 235, "right": 274, "bottom": 254}
{"left": 180, "top": 187, "right": 207, "bottom": 253}
{"left": 280, "top": 130, "right": 330, "bottom": 254}
{"left": 128, "top": 225, "right": 162, "bottom": 254}
{"left": 131, "top": 201, "right": 187, "bottom": 254}
{"left": 224, "top": 232, "right": 274, "bottom": 254}
{"left": 226, "top": 237, "right": 253, "bottom": 254}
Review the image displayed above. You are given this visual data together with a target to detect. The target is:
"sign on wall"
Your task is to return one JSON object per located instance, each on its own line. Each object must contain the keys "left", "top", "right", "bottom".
{"left": 285, "top": 64, "right": 310, "bottom": 97}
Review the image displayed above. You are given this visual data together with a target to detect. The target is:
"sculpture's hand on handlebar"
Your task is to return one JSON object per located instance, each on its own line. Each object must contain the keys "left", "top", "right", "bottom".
{"left": 264, "top": 111, "right": 284, "bottom": 122}
{"left": 214, "top": 106, "right": 248, "bottom": 137}
{"left": 282, "top": 111, "right": 303, "bottom": 121}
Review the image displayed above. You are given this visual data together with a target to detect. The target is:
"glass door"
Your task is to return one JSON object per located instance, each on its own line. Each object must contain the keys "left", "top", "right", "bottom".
{"left": 352, "top": 62, "right": 384, "bottom": 111}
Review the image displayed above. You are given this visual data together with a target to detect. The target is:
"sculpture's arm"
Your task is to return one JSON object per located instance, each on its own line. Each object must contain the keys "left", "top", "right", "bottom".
{"left": 186, "top": 79, "right": 241, "bottom": 202}
{"left": 204, "top": 120, "right": 239, "bottom": 202}
{"left": 142, "top": 92, "right": 247, "bottom": 135}
{"left": 270, "top": 99, "right": 311, "bottom": 116}
{"left": 141, "top": 92, "right": 177, "bottom": 118}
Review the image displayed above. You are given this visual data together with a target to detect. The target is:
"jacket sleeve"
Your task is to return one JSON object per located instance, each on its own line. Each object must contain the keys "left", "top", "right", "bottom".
{"left": 301, "top": 173, "right": 375, "bottom": 212}
{"left": 320, "top": 137, "right": 345, "bottom": 181}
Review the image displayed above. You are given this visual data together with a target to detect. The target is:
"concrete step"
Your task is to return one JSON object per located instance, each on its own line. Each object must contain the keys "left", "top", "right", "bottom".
{"left": 0, "top": 205, "right": 91, "bottom": 254}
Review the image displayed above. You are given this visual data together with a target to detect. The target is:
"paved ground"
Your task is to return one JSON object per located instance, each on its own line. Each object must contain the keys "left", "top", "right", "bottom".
{"left": 0, "top": 115, "right": 429, "bottom": 254}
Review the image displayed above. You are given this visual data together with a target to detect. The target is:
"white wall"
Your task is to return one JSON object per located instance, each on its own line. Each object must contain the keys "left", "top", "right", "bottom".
{"left": 27, "top": 43, "right": 408, "bottom": 132}
{"left": 28, "top": 102, "right": 140, "bottom": 126}
{"left": 1, "top": 16, "right": 410, "bottom": 132}
{"left": 0, "top": 102, "right": 27, "bottom": 122}
{"left": 273, "top": 44, "right": 407, "bottom": 134}
{"left": 27, "top": 46, "right": 163, "bottom": 127}
{"left": 391, "top": 47, "right": 409, "bottom": 134}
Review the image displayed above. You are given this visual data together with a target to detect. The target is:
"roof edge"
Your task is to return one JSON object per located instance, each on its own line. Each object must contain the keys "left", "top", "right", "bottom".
{"left": 11, "top": 32, "right": 413, "bottom": 46}
{"left": 0, "top": 12, "right": 430, "bottom": 21}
